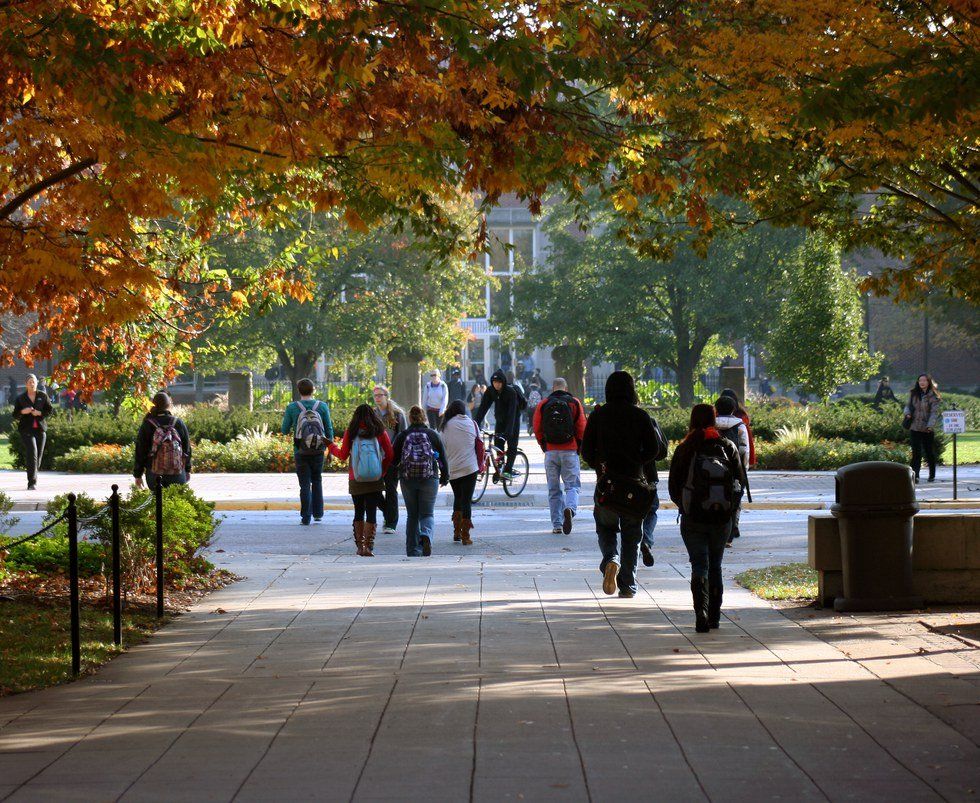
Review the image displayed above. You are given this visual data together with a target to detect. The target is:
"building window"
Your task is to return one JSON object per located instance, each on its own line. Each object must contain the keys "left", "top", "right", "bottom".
{"left": 483, "top": 227, "right": 535, "bottom": 320}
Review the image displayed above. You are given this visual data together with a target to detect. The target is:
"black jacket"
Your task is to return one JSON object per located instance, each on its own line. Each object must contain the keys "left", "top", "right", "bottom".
{"left": 134, "top": 412, "right": 192, "bottom": 479}
{"left": 13, "top": 391, "right": 53, "bottom": 433}
{"left": 474, "top": 369, "right": 522, "bottom": 435}
{"left": 667, "top": 431, "right": 742, "bottom": 514}
{"left": 581, "top": 401, "right": 660, "bottom": 482}
{"left": 391, "top": 423, "right": 449, "bottom": 483}
{"left": 447, "top": 377, "right": 467, "bottom": 404}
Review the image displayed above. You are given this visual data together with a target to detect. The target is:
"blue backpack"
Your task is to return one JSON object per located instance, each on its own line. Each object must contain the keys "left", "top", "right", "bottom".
{"left": 351, "top": 436, "right": 383, "bottom": 482}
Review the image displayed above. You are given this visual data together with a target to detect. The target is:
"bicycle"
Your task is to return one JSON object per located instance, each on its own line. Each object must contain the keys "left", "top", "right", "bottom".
{"left": 472, "top": 429, "right": 529, "bottom": 502}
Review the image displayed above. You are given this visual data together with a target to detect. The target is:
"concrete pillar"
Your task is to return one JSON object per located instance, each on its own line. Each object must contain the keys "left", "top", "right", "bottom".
{"left": 389, "top": 349, "right": 423, "bottom": 409}
{"left": 227, "top": 371, "right": 253, "bottom": 410}
{"left": 720, "top": 365, "right": 747, "bottom": 402}
{"left": 552, "top": 345, "right": 587, "bottom": 402}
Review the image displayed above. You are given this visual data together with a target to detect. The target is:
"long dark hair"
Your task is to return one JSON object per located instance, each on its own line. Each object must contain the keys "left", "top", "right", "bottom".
{"left": 720, "top": 387, "right": 748, "bottom": 418}
{"left": 910, "top": 374, "right": 941, "bottom": 399}
{"left": 347, "top": 404, "right": 384, "bottom": 438}
{"left": 441, "top": 400, "right": 468, "bottom": 431}
{"left": 681, "top": 403, "right": 717, "bottom": 446}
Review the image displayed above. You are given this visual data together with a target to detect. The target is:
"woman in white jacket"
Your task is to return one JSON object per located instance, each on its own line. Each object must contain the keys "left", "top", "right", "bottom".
{"left": 422, "top": 369, "right": 449, "bottom": 429}
{"left": 714, "top": 395, "right": 749, "bottom": 546}
{"left": 440, "top": 401, "right": 483, "bottom": 545}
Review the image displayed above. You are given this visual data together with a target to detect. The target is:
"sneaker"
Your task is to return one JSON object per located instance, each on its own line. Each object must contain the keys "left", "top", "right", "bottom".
{"left": 27, "top": 483, "right": 35, "bottom": 491}
{"left": 300, "top": 519, "right": 310, "bottom": 526}
{"left": 500, "top": 470, "right": 515, "bottom": 481}
{"left": 314, "top": 517, "right": 322, "bottom": 522}
{"left": 383, "top": 525, "right": 396, "bottom": 534}
{"left": 927, "top": 476, "right": 936, "bottom": 483}
{"left": 725, "top": 541, "right": 733, "bottom": 548}
{"left": 420, "top": 535, "right": 432, "bottom": 557}
{"left": 641, "top": 545, "right": 654, "bottom": 567}
{"left": 562, "top": 508, "right": 573, "bottom": 534}
{"left": 552, "top": 526, "right": 563, "bottom": 534}
{"left": 618, "top": 590, "right": 635, "bottom": 598}
{"left": 602, "top": 561, "right": 619, "bottom": 596}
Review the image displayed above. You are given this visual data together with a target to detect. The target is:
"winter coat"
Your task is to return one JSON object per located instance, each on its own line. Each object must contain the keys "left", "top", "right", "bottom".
{"left": 714, "top": 414, "right": 750, "bottom": 468}
{"left": 13, "top": 391, "right": 53, "bottom": 433}
{"left": 447, "top": 378, "right": 467, "bottom": 404}
{"left": 422, "top": 381, "right": 449, "bottom": 414}
{"left": 391, "top": 423, "right": 449, "bottom": 483}
{"left": 474, "top": 369, "right": 522, "bottom": 436}
{"left": 532, "top": 390, "right": 586, "bottom": 452}
{"left": 581, "top": 401, "right": 661, "bottom": 482}
{"left": 905, "top": 390, "right": 940, "bottom": 433}
{"left": 441, "top": 415, "right": 482, "bottom": 480}
{"left": 134, "top": 412, "right": 192, "bottom": 479}
{"left": 328, "top": 427, "right": 394, "bottom": 495}
{"left": 667, "top": 428, "right": 742, "bottom": 517}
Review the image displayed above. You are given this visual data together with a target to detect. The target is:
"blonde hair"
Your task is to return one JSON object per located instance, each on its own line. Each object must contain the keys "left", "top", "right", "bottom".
{"left": 408, "top": 405, "right": 426, "bottom": 426}
{"left": 373, "top": 385, "right": 403, "bottom": 429}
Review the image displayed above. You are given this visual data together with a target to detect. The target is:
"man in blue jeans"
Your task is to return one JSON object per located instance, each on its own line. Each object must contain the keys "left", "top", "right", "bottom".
{"left": 281, "top": 378, "right": 334, "bottom": 525}
{"left": 533, "top": 378, "right": 587, "bottom": 534}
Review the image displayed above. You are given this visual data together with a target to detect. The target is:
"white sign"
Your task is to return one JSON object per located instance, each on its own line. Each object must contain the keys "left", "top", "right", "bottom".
{"left": 942, "top": 410, "right": 966, "bottom": 434}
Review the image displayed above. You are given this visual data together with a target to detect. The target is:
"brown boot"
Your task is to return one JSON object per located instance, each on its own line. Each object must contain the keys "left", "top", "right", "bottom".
{"left": 353, "top": 521, "right": 365, "bottom": 556}
{"left": 362, "top": 522, "right": 376, "bottom": 557}
{"left": 452, "top": 511, "right": 462, "bottom": 542}
{"left": 461, "top": 517, "right": 473, "bottom": 545}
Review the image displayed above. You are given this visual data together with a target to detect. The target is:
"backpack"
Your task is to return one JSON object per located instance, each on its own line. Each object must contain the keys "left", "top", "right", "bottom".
{"left": 294, "top": 401, "right": 327, "bottom": 454}
{"left": 149, "top": 418, "right": 185, "bottom": 476}
{"left": 351, "top": 435, "right": 384, "bottom": 482}
{"left": 681, "top": 440, "right": 735, "bottom": 525}
{"left": 540, "top": 395, "right": 576, "bottom": 444}
{"left": 400, "top": 429, "right": 435, "bottom": 479}
{"left": 721, "top": 421, "right": 742, "bottom": 450}
{"left": 526, "top": 388, "right": 543, "bottom": 409}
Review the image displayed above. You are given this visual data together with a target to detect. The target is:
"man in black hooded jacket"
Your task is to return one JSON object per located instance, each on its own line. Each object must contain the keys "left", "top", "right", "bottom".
{"left": 474, "top": 368, "right": 523, "bottom": 476}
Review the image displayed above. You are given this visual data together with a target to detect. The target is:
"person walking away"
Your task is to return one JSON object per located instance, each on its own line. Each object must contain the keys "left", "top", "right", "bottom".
{"left": 422, "top": 369, "right": 449, "bottom": 429}
{"left": 581, "top": 371, "right": 660, "bottom": 598}
{"left": 392, "top": 406, "right": 449, "bottom": 556}
{"left": 13, "top": 374, "right": 53, "bottom": 490}
{"left": 904, "top": 374, "right": 941, "bottom": 483}
{"left": 441, "top": 401, "right": 484, "bottom": 545}
{"left": 373, "top": 384, "right": 407, "bottom": 533}
{"left": 329, "top": 405, "right": 393, "bottom": 556}
{"left": 873, "top": 376, "right": 900, "bottom": 408}
{"left": 473, "top": 368, "right": 526, "bottom": 479}
{"left": 281, "top": 378, "right": 334, "bottom": 525}
{"left": 134, "top": 392, "right": 191, "bottom": 490}
{"left": 525, "top": 382, "right": 543, "bottom": 436}
{"left": 719, "top": 388, "right": 755, "bottom": 469}
{"left": 714, "top": 395, "right": 750, "bottom": 548}
{"left": 533, "top": 378, "right": 586, "bottom": 534}
{"left": 668, "top": 404, "right": 742, "bottom": 632}
{"left": 639, "top": 411, "right": 670, "bottom": 567}
{"left": 447, "top": 369, "right": 467, "bottom": 406}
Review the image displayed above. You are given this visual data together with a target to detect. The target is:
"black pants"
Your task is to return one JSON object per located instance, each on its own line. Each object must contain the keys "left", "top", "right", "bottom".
{"left": 382, "top": 468, "right": 399, "bottom": 527}
{"left": 449, "top": 472, "right": 478, "bottom": 519}
{"left": 910, "top": 430, "right": 937, "bottom": 479}
{"left": 494, "top": 427, "right": 519, "bottom": 473}
{"left": 20, "top": 429, "right": 45, "bottom": 486}
{"left": 426, "top": 409, "right": 442, "bottom": 430}
{"left": 353, "top": 491, "right": 384, "bottom": 524}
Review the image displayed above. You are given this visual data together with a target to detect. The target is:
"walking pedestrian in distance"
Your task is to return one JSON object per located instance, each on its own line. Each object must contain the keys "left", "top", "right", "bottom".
{"left": 447, "top": 369, "right": 467, "bottom": 405}
{"left": 134, "top": 392, "right": 191, "bottom": 490}
{"left": 904, "top": 374, "right": 941, "bottom": 483}
{"left": 533, "top": 378, "right": 586, "bottom": 534}
{"left": 373, "top": 384, "right": 407, "bottom": 533}
{"left": 467, "top": 381, "right": 486, "bottom": 418}
{"left": 281, "top": 378, "right": 334, "bottom": 525}
{"left": 391, "top": 406, "right": 448, "bottom": 557}
{"left": 422, "top": 368, "right": 449, "bottom": 429}
{"left": 440, "top": 400, "right": 484, "bottom": 545}
{"left": 639, "top": 410, "right": 670, "bottom": 568}
{"left": 581, "top": 371, "right": 661, "bottom": 598}
{"left": 668, "top": 404, "right": 742, "bottom": 632}
{"left": 473, "top": 368, "right": 526, "bottom": 479}
{"left": 873, "top": 376, "right": 900, "bottom": 408}
{"left": 714, "top": 395, "right": 750, "bottom": 548}
{"left": 719, "top": 388, "right": 756, "bottom": 469}
{"left": 13, "top": 374, "right": 53, "bottom": 490}
{"left": 328, "top": 404, "right": 393, "bottom": 557}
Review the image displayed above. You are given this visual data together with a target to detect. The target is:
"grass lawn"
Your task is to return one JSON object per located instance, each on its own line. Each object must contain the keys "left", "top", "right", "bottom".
{"left": 0, "top": 596, "right": 166, "bottom": 695}
{"left": 735, "top": 563, "right": 818, "bottom": 601}
{"left": 944, "top": 431, "right": 980, "bottom": 465}
{"left": 0, "top": 433, "right": 14, "bottom": 469}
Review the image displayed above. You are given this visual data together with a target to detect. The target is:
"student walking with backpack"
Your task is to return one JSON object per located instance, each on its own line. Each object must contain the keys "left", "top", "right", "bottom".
{"left": 639, "top": 410, "right": 670, "bottom": 568}
{"left": 328, "top": 405, "right": 394, "bottom": 557}
{"left": 422, "top": 369, "right": 449, "bottom": 429}
{"left": 391, "top": 406, "right": 449, "bottom": 557}
{"left": 281, "top": 378, "right": 334, "bottom": 526}
{"left": 719, "top": 388, "right": 756, "bottom": 468}
{"left": 373, "top": 384, "right": 408, "bottom": 533}
{"left": 904, "top": 374, "right": 941, "bottom": 483}
{"left": 474, "top": 368, "right": 526, "bottom": 479}
{"left": 440, "top": 401, "right": 484, "bottom": 545}
{"left": 714, "top": 395, "right": 750, "bottom": 547}
{"left": 134, "top": 392, "right": 191, "bottom": 490}
{"left": 533, "top": 378, "right": 586, "bottom": 534}
{"left": 668, "top": 404, "right": 743, "bottom": 633}
{"left": 581, "top": 371, "right": 661, "bottom": 598}
{"left": 13, "top": 373, "right": 54, "bottom": 490}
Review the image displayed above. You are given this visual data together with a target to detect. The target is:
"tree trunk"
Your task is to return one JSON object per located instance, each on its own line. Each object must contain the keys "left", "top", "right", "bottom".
{"left": 551, "top": 345, "right": 588, "bottom": 402}
{"left": 388, "top": 347, "right": 424, "bottom": 409}
{"left": 279, "top": 348, "right": 318, "bottom": 400}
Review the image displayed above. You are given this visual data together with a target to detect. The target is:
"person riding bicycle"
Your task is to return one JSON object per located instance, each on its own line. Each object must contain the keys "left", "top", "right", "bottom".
{"left": 473, "top": 368, "right": 525, "bottom": 479}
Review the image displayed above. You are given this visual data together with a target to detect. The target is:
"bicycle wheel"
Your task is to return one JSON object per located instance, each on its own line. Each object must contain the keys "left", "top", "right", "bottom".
{"left": 472, "top": 463, "right": 490, "bottom": 503}
{"left": 503, "top": 450, "right": 530, "bottom": 497}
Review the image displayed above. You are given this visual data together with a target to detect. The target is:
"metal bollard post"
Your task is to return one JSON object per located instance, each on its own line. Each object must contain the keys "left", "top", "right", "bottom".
{"left": 67, "top": 493, "right": 81, "bottom": 676}
{"left": 155, "top": 476, "right": 164, "bottom": 618}
{"left": 110, "top": 484, "right": 121, "bottom": 646}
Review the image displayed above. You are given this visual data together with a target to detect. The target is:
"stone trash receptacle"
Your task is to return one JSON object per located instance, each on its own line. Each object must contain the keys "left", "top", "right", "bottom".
{"left": 832, "top": 461, "right": 923, "bottom": 612}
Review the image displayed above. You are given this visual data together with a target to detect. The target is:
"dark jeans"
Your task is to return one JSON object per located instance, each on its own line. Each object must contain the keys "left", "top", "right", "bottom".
{"left": 145, "top": 471, "right": 188, "bottom": 490}
{"left": 295, "top": 451, "right": 325, "bottom": 523}
{"left": 680, "top": 519, "right": 731, "bottom": 590}
{"left": 727, "top": 488, "right": 744, "bottom": 543}
{"left": 449, "top": 472, "right": 478, "bottom": 519}
{"left": 594, "top": 504, "right": 643, "bottom": 595}
{"left": 910, "top": 430, "right": 937, "bottom": 479}
{"left": 494, "top": 427, "right": 519, "bottom": 473}
{"left": 401, "top": 476, "right": 439, "bottom": 556}
{"left": 353, "top": 491, "right": 384, "bottom": 524}
{"left": 382, "top": 467, "right": 399, "bottom": 527}
{"left": 426, "top": 409, "right": 442, "bottom": 430}
{"left": 641, "top": 486, "right": 660, "bottom": 550}
{"left": 20, "top": 430, "right": 46, "bottom": 486}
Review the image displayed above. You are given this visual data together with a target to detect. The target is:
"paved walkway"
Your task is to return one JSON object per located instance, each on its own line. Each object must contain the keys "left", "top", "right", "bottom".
{"left": 1, "top": 510, "right": 978, "bottom": 801}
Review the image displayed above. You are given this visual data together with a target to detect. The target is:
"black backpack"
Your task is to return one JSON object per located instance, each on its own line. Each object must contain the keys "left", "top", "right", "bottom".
{"left": 720, "top": 421, "right": 742, "bottom": 450}
{"left": 681, "top": 440, "right": 736, "bottom": 525}
{"left": 541, "top": 396, "right": 577, "bottom": 444}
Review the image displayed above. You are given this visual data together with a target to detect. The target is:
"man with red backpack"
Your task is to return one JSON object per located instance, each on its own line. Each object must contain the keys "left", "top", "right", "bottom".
{"left": 533, "top": 377, "right": 586, "bottom": 534}
{"left": 134, "top": 392, "right": 191, "bottom": 490}
{"left": 281, "top": 378, "right": 334, "bottom": 525}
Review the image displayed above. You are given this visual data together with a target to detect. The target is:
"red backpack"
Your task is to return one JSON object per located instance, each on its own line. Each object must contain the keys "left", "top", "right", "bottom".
{"left": 150, "top": 419, "right": 185, "bottom": 475}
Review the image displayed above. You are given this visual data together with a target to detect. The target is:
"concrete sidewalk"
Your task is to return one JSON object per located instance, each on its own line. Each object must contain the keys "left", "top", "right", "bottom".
{"left": 1, "top": 510, "right": 978, "bottom": 801}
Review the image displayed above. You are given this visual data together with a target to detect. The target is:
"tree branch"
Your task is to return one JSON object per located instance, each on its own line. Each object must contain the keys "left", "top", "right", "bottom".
{"left": 0, "top": 158, "right": 97, "bottom": 220}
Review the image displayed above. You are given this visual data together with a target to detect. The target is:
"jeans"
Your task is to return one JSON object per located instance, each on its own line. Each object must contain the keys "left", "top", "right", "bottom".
{"left": 494, "top": 427, "right": 519, "bottom": 473}
{"left": 401, "top": 476, "right": 439, "bottom": 556}
{"left": 727, "top": 488, "right": 744, "bottom": 543}
{"left": 382, "top": 467, "right": 400, "bottom": 527}
{"left": 145, "top": 471, "right": 188, "bottom": 490}
{"left": 353, "top": 491, "right": 384, "bottom": 524}
{"left": 20, "top": 430, "right": 46, "bottom": 486}
{"left": 641, "top": 486, "right": 660, "bottom": 550}
{"left": 680, "top": 519, "right": 731, "bottom": 590}
{"left": 426, "top": 409, "right": 442, "bottom": 430}
{"left": 295, "top": 451, "right": 325, "bottom": 523}
{"left": 594, "top": 504, "right": 643, "bottom": 594}
{"left": 910, "top": 430, "right": 937, "bottom": 479}
{"left": 449, "top": 472, "right": 478, "bottom": 519}
{"left": 544, "top": 450, "right": 581, "bottom": 527}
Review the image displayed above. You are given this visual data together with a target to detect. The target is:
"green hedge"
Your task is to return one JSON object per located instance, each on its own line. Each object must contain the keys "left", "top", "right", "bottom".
{"left": 755, "top": 439, "right": 910, "bottom": 470}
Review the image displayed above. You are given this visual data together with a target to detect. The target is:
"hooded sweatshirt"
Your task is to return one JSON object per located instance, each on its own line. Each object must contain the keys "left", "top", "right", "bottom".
{"left": 714, "top": 414, "right": 750, "bottom": 467}
{"left": 474, "top": 369, "right": 522, "bottom": 435}
{"left": 581, "top": 371, "right": 660, "bottom": 481}
{"left": 422, "top": 379, "right": 449, "bottom": 414}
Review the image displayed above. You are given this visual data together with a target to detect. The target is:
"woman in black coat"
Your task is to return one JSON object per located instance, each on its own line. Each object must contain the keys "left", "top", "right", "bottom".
{"left": 12, "top": 374, "right": 53, "bottom": 490}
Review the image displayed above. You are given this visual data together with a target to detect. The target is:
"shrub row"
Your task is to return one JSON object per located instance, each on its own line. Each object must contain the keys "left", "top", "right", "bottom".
{"left": 754, "top": 439, "right": 910, "bottom": 471}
